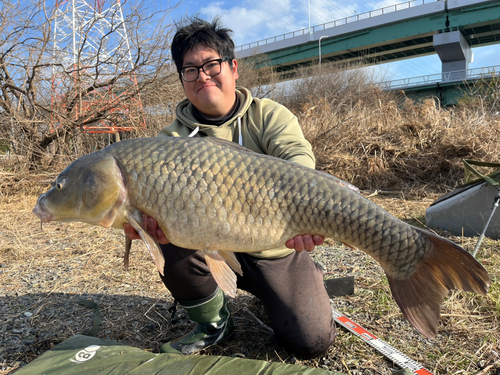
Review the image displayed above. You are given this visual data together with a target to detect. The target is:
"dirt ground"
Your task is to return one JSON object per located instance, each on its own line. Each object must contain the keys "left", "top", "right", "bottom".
{"left": 0, "top": 182, "right": 499, "bottom": 374}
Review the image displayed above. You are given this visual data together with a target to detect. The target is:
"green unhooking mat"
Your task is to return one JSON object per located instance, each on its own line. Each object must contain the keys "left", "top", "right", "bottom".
{"left": 14, "top": 335, "right": 343, "bottom": 375}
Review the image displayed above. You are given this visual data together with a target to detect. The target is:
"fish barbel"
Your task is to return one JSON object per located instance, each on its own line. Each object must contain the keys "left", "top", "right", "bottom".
{"left": 33, "top": 137, "right": 490, "bottom": 339}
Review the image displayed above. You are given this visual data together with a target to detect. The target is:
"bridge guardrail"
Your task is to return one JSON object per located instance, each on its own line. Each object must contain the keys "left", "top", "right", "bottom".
{"left": 235, "top": 0, "right": 439, "bottom": 52}
{"left": 377, "top": 65, "right": 500, "bottom": 90}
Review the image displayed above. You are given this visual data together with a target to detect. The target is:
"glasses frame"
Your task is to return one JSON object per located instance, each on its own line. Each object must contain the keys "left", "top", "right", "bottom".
{"left": 179, "top": 57, "right": 231, "bottom": 82}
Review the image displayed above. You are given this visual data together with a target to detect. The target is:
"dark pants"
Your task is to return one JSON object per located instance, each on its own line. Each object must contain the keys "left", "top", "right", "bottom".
{"left": 159, "top": 243, "right": 336, "bottom": 358}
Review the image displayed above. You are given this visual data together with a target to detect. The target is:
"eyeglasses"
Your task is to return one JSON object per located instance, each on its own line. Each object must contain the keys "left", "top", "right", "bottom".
{"left": 179, "top": 57, "right": 231, "bottom": 82}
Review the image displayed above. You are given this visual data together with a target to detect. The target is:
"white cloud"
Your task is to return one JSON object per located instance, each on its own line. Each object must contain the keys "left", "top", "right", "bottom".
{"left": 200, "top": 0, "right": 301, "bottom": 46}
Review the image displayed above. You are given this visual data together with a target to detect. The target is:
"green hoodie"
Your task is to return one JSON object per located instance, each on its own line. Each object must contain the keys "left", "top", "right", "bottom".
{"left": 157, "top": 87, "right": 315, "bottom": 259}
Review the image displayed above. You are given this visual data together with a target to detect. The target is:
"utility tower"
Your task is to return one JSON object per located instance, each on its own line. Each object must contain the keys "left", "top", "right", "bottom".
{"left": 51, "top": 0, "right": 145, "bottom": 133}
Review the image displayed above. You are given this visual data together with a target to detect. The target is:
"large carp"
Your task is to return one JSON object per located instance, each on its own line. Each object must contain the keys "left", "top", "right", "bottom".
{"left": 33, "top": 137, "right": 490, "bottom": 339}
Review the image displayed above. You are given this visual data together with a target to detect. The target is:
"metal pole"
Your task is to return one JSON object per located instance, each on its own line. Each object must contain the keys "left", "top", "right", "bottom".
{"left": 319, "top": 35, "right": 328, "bottom": 70}
{"left": 472, "top": 189, "right": 500, "bottom": 258}
{"left": 308, "top": 0, "right": 311, "bottom": 34}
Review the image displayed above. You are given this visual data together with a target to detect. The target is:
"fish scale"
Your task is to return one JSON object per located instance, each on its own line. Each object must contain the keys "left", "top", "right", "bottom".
{"left": 112, "top": 138, "right": 431, "bottom": 269}
{"left": 33, "top": 136, "right": 490, "bottom": 339}
{"left": 111, "top": 138, "right": 377, "bottom": 253}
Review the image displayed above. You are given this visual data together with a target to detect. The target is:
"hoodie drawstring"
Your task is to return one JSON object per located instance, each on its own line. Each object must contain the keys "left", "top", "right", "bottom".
{"left": 237, "top": 117, "right": 242, "bottom": 146}
{"left": 188, "top": 118, "right": 241, "bottom": 146}
{"left": 188, "top": 127, "right": 199, "bottom": 137}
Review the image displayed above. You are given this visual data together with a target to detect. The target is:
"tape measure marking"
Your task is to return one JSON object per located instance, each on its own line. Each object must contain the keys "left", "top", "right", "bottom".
{"left": 332, "top": 308, "right": 434, "bottom": 375}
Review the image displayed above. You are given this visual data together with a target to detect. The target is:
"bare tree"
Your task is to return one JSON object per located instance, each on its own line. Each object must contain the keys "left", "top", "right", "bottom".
{"left": 235, "top": 53, "right": 278, "bottom": 99}
{"left": 0, "top": 0, "right": 180, "bottom": 166}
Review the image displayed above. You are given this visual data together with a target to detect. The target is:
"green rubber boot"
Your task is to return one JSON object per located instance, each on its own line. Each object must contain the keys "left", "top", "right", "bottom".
{"left": 160, "top": 288, "right": 234, "bottom": 355}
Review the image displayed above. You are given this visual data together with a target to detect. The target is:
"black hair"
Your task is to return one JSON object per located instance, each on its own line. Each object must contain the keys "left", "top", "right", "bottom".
{"left": 171, "top": 17, "right": 235, "bottom": 72}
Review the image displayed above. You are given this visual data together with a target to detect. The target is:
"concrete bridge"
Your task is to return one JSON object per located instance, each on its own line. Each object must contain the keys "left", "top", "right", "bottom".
{"left": 379, "top": 64, "right": 500, "bottom": 105}
{"left": 235, "top": 0, "right": 500, "bottom": 80}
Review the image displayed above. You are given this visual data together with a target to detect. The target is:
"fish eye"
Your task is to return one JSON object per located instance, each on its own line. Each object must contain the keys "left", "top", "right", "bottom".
{"left": 56, "top": 177, "right": 67, "bottom": 190}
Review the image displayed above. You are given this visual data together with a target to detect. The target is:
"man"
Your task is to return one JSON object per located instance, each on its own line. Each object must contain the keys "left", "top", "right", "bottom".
{"left": 124, "top": 17, "right": 336, "bottom": 358}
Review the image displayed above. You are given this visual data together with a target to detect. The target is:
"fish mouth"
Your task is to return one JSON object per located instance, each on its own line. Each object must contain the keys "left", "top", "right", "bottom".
{"left": 32, "top": 196, "right": 53, "bottom": 223}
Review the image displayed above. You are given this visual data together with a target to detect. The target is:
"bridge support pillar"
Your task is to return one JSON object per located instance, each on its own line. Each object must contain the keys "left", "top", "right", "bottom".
{"left": 433, "top": 30, "right": 473, "bottom": 81}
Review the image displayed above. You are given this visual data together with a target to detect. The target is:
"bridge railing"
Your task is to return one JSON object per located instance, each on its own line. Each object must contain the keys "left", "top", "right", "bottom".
{"left": 235, "top": 0, "right": 439, "bottom": 52}
{"left": 377, "top": 65, "right": 500, "bottom": 90}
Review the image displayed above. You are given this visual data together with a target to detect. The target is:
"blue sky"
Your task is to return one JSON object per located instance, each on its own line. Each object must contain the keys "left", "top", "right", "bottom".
{"left": 158, "top": 0, "right": 499, "bottom": 83}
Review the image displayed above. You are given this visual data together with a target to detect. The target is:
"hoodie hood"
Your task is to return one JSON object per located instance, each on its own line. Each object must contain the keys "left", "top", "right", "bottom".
{"left": 173, "top": 87, "right": 253, "bottom": 141}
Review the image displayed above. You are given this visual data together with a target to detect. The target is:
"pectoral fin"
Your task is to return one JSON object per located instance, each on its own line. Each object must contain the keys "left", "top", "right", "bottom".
{"left": 203, "top": 250, "right": 237, "bottom": 298}
{"left": 126, "top": 214, "right": 165, "bottom": 276}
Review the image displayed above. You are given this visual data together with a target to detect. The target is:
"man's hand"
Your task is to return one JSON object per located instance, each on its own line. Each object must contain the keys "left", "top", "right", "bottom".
{"left": 123, "top": 215, "right": 170, "bottom": 245}
{"left": 286, "top": 234, "right": 324, "bottom": 253}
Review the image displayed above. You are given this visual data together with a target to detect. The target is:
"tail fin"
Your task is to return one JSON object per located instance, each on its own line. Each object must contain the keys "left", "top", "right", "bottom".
{"left": 386, "top": 229, "right": 490, "bottom": 339}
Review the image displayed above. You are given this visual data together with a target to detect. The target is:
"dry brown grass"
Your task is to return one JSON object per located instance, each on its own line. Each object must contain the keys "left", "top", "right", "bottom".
{"left": 274, "top": 65, "right": 500, "bottom": 195}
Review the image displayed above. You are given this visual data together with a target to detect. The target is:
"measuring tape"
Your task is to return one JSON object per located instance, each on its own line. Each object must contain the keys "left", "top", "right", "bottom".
{"left": 331, "top": 308, "right": 434, "bottom": 375}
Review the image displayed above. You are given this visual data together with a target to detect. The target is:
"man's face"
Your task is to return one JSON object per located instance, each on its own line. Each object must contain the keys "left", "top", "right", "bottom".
{"left": 181, "top": 44, "right": 239, "bottom": 117}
